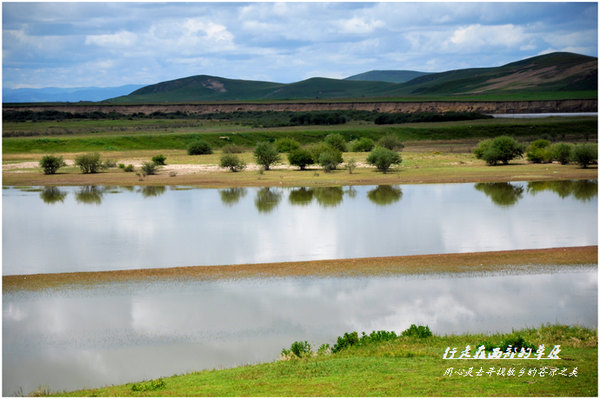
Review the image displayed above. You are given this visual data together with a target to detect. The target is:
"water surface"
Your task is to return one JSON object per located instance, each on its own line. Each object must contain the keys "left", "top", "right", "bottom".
{"left": 3, "top": 181, "right": 597, "bottom": 275}
{"left": 3, "top": 266, "right": 597, "bottom": 395}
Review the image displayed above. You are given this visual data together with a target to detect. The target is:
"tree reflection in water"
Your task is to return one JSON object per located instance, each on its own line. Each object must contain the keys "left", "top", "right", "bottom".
{"left": 474, "top": 182, "right": 524, "bottom": 207}
{"left": 255, "top": 187, "right": 282, "bottom": 213}
{"left": 219, "top": 188, "right": 247, "bottom": 206}
{"left": 288, "top": 187, "right": 314, "bottom": 206}
{"left": 40, "top": 187, "right": 68, "bottom": 204}
{"left": 313, "top": 187, "right": 344, "bottom": 207}
{"left": 367, "top": 185, "right": 403, "bottom": 206}
{"left": 527, "top": 180, "right": 597, "bottom": 202}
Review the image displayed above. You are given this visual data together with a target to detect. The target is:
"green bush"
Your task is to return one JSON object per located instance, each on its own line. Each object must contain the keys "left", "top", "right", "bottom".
{"left": 74, "top": 152, "right": 103, "bottom": 174}
{"left": 366, "top": 146, "right": 402, "bottom": 173}
{"left": 220, "top": 154, "right": 246, "bottom": 172}
{"left": 473, "top": 136, "right": 524, "bottom": 165}
{"left": 221, "top": 144, "right": 245, "bottom": 154}
{"left": 324, "top": 133, "right": 348, "bottom": 152}
{"left": 253, "top": 142, "right": 281, "bottom": 170}
{"left": 118, "top": 163, "right": 126, "bottom": 169}
{"left": 275, "top": 137, "right": 301, "bottom": 153}
{"left": 288, "top": 148, "right": 314, "bottom": 170}
{"left": 124, "top": 164, "right": 134, "bottom": 172}
{"left": 377, "top": 134, "right": 404, "bottom": 151}
{"left": 526, "top": 139, "right": 551, "bottom": 163}
{"left": 141, "top": 161, "right": 159, "bottom": 175}
{"left": 572, "top": 143, "right": 598, "bottom": 168}
{"left": 39, "top": 155, "right": 66, "bottom": 175}
{"left": 332, "top": 331, "right": 360, "bottom": 353}
{"left": 548, "top": 142, "right": 573, "bottom": 165}
{"left": 401, "top": 324, "right": 432, "bottom": 338}
{"left": 187, "top": 140, "right": 212, "bottom": 155}
{"left": 350, "top": 137, "right": 375, "bottom": 152}
{"left": 290, "top": 341, "right": 312, "bottom": 358}
{"left": 152, "top": 154, "right": 166, "bottom": 165}
{"left": 318, "top": 149, "right": 343, "bottom": 172}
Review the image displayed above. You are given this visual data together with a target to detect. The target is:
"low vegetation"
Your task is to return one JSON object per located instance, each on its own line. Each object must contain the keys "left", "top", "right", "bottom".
{"left": 367, "top": 146, "right": 402, "bottom": 173}
{"left": 60, "top": 324, "right": 597, "bottom": 397}
{"left": 220, "top": 153, "right": 246, "bottom": 172}
{"left": 74, "top": 152, "right": 104, "bottom": 173}
{"left": 38, "top": 154, "right": 66, "bottom": 174}
{"left": 187, "top": 140, "right": 212, "bottom": 155}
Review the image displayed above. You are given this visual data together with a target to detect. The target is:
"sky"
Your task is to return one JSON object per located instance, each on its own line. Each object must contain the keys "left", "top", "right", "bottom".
{"left": 2, "top": 2, "right": 598, "bottom": 89}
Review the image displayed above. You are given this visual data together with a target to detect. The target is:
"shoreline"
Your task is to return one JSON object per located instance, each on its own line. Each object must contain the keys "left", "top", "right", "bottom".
{"left": 4, "top": 246, "right": 597, "bottom": 292}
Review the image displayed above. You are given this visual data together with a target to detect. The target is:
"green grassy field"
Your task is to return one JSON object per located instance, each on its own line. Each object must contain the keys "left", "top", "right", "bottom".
{"left": 56, "top": 325, "right": 596, "bottom": 397}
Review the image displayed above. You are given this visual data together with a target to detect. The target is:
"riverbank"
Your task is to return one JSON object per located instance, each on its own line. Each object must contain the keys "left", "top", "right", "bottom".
{"left": 3, "top": 150, "right": 598, "bottom": 187}
{"left": 4, "top": 246, "right": 596, "bottom": 291}
{"left": 56, "top": 324, "right": 597, "bottom": 397}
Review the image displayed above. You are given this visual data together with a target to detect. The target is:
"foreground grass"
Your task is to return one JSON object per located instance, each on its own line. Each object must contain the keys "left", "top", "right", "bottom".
{"left": 59, "top": 325, "right": 597, "bottom": 397}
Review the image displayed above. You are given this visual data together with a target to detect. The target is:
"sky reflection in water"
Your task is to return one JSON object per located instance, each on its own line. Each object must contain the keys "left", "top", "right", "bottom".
{"left": 3, "top": 267, "right": 597, "bottom": 395}
{"left": 2, "top": 181, "right": 597, "bottom": 275}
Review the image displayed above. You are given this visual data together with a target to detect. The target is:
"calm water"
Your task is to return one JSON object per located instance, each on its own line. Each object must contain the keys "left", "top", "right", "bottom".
{"left": 2, "top": 180, "right": 597, "bottom": 275}
{"left": 3, "top": 267, "right": 597, "bottom": 395}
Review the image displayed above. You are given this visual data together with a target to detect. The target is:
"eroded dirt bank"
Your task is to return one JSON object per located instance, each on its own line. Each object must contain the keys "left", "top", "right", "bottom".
{"left": 4, "top": 99, "right": 598, "bottom": 114}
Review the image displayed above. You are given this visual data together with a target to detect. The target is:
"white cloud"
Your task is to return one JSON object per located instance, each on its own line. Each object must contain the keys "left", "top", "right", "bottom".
{"left": 445, "top": 24, "right": 528, "bottom": 51}
{"left": 335, "top": 17, "right": 385, "bottom": 34}
{"left": 85, "top": 31, "right": 137, "bottom": 47}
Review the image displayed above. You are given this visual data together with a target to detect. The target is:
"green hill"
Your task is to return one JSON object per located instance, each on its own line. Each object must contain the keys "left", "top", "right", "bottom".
{"left": 345, "top": 70, "right": 430, "bottom": 83}
{"left": 106, "top": 52, "right": 597, "bottom": 103}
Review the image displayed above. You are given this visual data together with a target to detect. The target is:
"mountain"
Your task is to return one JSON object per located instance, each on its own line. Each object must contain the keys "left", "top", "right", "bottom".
{"left": 345, "top": 70, "right": 430, "bottom": 83}
{"left": 107, "top": 52, "right": 597, "bottom": 103}
{"left": 3, "top": 84, "right": 144, "bottom": 103}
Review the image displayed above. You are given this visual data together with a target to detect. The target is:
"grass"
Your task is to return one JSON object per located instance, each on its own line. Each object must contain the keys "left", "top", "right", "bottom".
{"left": 56, "top": 324, "right": 597, "bottom": 397}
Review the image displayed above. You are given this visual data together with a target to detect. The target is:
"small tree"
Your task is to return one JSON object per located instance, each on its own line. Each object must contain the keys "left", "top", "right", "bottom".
{"left": 275, "top": 137, "right": 301, "bottom": 153}
{"left": 346, "top": 158, "right": 357, "bottom": 174}
{"left": 141, "top": 161, "right": 159, "bottom": 175}
{"left": 324, "top": 133, "right": 347, "bottom": 152}
{"left": 526, "top": 139, "right": 551, "bottom": 163}
{"left": 548, "top": 142, "right": 573, "bottom": 165}
{"left": 220, "top": 154, "right": 247, "bottom": 172}
{"left": 39, "top": 155, "right": 66, "bottom": 175}
{"left": 377, "top": 134, "right": 404, "bottom": 151}
{"left": 152, "top": 154, "right": 167, "bottom": 165}
{"left": 253, "top": 142, "right": 281, "bottom": 170}
{"left": 473, "top": 136, "right": 523, "bottom": 165}
{"left": 288, "top": 148, "right": 314, "bottom": 170}
{"left": 75, "top": 152, "right": 103, "bottom": 174}
{"left": 187, "top": 140, "right": 212, "bottom": 155}
{"left": 319, "top": 150, "right": 342, "bottom": 172}
{"left": 572, "top": 143, "right": 598, "bottom": 168}
{"left": 366, "top": 146, "right": 402, "bottom": 173}
{"left": 350, "top": 137, "right": 375, "bottom": 152}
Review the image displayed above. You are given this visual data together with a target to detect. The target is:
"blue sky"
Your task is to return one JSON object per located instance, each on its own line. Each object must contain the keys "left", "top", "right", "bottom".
{"left": 3, "top": 2, "right": 598, "bottom": 89}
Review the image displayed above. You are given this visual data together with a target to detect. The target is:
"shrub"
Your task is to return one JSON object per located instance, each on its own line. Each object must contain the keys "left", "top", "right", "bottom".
{"left": 332, "top": 331, "right": 360, "bottom": 353}
{"left": 124, "top": 164, "right": 135, "bottom": 172}
{"left": 253, "top": 142, "right": 281, "bottom": 170}
{"left": 548, "top": 142, "right": 573, "bottom": 165}
{"left": 187, "top": 140, "right": 212, "bottom": 155}
{"left": 346, "top": 158, "right": 357, "bottom": 174}
{"left": 377, "top": 134, "right": 404, "bottom": 151}
{"left": 526, "top": 139, "right": 551, "bottom": 163}
{"left": 288, "top": 148, "right": 314, "bottom": 170}
{"left": 118, "top": 163, "right": 126, "bottom": 169}
{"left": 572, "top": 143, "right": 598, "bottom": 168}
{"left": 39, "top": 155, "right": 66, "bottom": 175}
{"left": 401, "top": 324, "right": 432, "bottom": 338}
{"left": 220, "top": 154, "right": 246, "bottom": 172}
{"left": 152, "top": 154, "right": 166, "bottom": 165}
{"left": 141, "top": 161, "right": 159, "bottom": 175}
{"left": 74, "top": 152, "right": 103, "bottom": 174}
{"left": 275, "top": 137, "right": 301, "bottom": 153}
{"left": 473, "top": 136, "right": 524, "bottom": 165}
{"left": 324, "top": 133, "right": 348, "bottom": 152}
{"left": 366, "top": 146, "right": 402, "bottom": 173}
{"left": 290, "top": 341, "right": 312, "bottom": 358}
{"left": 318, "top": 149, "right": 343, "bottom": 172}
{"left": 221, "top": 144, "right": 245, "bottom": 154}
{"left": 350, "top": 137, "right": 375, "bottom": 152}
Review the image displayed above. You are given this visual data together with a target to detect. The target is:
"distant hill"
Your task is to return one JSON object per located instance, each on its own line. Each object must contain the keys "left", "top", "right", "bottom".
{"left": 105, "top": 52, "right": 597, "bottom": 103}
{"left": 345, "top": 70, "right": 430, "bottom": 83}
{"left": 3, "top": 84, "right": 144, "bottom": 103}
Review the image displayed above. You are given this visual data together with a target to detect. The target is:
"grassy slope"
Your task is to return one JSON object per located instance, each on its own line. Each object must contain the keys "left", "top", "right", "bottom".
{"left": 59, "top": 325, "right": 597, "bottom": 397}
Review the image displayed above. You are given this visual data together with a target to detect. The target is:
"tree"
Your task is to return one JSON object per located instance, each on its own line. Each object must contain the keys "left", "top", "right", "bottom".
{"left": 324, "top": 133, "right": 347, "bottom": 152}
{"left": 220, "top": 154, "right": 246, "bottom": 172}
{"left": 187, "top": 140, "right": 212, "bottom": 155}
{"left": 572, "top": 143, "right": 598, "bottom": 168}
{"left": 253, "top": 142, "right": 281, "bottom": 170}
{"left": 377, "top": 134, "right": 404, "bottom": 151}
{"left": 275, "top": 137, "right": 301, "bottom": 153}
{"left": 473, "top": 136, "right": 523, "bottom": 165}
{"left": 548, "top": 143, "right": 573, "bottom": 165}
{"left": 287, "top": 148, "right": 314, "bottom": 170}
{"left": 526, "top": 139, "right": 551, "bottom": 163}
{"left": 152, "top": 154, "right": 167, "bottom": 165}
{"left": 74, "top": 152, "right": 103, "bottom": 174}
{"left": 318, "top": 150, "right": 343, "bottom": 172}
{"left": 39, "top": 155, "right": 66, "bottom": 175}
{"left": 366, "top": 146, "right": 402, "bottom": 173}
{"left": 350, "top": 137, "right": 375, "bottom": 152}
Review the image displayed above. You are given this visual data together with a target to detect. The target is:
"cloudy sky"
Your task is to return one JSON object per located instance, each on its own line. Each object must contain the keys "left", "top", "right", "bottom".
{"left": 2, "top": 2, "right": 598, "bottom": 89}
